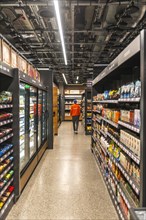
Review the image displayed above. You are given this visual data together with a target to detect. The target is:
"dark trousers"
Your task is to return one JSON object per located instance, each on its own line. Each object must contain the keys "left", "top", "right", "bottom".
{"left": 72, "top": 116, "right": 79, "bottom": 131}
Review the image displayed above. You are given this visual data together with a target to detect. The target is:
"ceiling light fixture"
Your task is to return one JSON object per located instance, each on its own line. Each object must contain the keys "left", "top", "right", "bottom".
{"left": 37, "top": 68, "right": 50, "bottom": 70}
{"left": 77, "top": 76, "right": 79, "bottom": 80}
{"left": 53, "top": 0, "right": 67, "bottom": 65}
{"left": 94, "top": 64, "right": 108, "bottom": 67}
{"left": 62, "top": 73, "right": 68, "bottom": 84}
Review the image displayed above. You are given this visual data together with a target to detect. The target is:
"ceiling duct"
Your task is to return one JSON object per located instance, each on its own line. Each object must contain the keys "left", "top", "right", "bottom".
{"left": 38, "top": 7, "right": 54, "bottom": 18}
{"left": 75, "top": 7, "right": 85, "bottom": 29}
{"left": 126, "top": 2, "right": 139, "bottom": 14}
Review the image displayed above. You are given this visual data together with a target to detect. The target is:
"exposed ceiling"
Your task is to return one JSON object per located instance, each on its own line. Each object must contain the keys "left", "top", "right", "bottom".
{"left": 0, "top": 0, "right": 145, "bottom": 85}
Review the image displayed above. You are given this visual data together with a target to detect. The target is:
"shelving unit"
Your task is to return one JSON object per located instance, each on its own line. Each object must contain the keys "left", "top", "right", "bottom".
{"left": 82, "top": 89, "right": 92, "bottom": 135}
{"left": 0, "top": 32, "right": 50, "bottom": 219}
{"left": 0, "top": 65, "right": 15, "bottom": 219}
{"left": 91, "top": 30, "right": 146, "bottom": 219}
{"left": 64, "top": 90, "right": 82, "bottom": 121}
{"left": 53, "top": 87, "right": 59, "bottom": 135}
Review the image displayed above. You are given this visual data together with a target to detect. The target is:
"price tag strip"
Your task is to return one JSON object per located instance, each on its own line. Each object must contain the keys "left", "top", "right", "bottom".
{"left": 118, "top": 121, "right": 140, "bottom": 134}
{"left": 0, "top": 104, "right": 13, "bottom": 109}
{"left": 118, "top": 98, "right": 140, "bottom": 103}
{"left": 101, "top": 117, "right": 119, "bottom": 129}
{"left": 0, "top": 133, "right": 13, "bottom": 144}
{"left": 0, "top": 119, "right": 13, "bottom": 127}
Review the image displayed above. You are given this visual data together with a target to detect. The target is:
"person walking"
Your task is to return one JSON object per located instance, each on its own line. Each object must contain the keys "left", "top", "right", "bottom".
{"left": 70, "top": 99, "right": 81, "bottom": 134}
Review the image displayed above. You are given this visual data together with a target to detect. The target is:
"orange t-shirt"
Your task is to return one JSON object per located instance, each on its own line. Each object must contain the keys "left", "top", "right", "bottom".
{"left": 70, "top": 104, "right": 80, "bottom": 116}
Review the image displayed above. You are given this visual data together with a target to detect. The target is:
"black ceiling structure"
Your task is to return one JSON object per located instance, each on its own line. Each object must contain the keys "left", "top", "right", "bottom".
{"left": 0, "top": 0, "right": 145, "bottom": 84}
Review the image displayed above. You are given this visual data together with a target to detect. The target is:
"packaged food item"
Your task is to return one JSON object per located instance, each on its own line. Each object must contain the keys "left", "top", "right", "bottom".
{"left": 134, "top": 109, "right": 140, "bottom": 128}
{"left": 129, "top": 82, "right": 135, "bottom": 98}
{"left": 134, "top": 80, "right": 141, "bottom": 98}
{"left": 0, "top": 91, "right": 12, "bottom": 104}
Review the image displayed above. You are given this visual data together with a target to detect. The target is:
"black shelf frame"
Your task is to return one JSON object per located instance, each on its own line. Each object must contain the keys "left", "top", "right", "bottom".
{"left": 82, "top": 89, "right": 91, "bottom": 135}
{"left": 91, "top": 29, "right": 146, "bottom": 218}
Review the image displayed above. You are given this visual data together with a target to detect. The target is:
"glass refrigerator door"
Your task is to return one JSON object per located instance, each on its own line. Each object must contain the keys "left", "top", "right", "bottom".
{"left": 29, "top": 86, "right": 37, "bottom": 157}
{"left": 38, "top": 90, "right": 43, "bottom": 148}
{"left": 42, "top": 91, "right": 47, "bottom": 142}
{"left": 19, "top": 83, "right": 29, "bottom": 171}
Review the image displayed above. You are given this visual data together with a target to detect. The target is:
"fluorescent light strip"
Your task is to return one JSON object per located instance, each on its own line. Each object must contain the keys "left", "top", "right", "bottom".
{"left": 37, "top": 68, "right": 49, "bottom": 70}
{"left": 62, "top": 73, "right": 68, "bottom": 84}
{"left": 94, "top": 64, "right": 108, "bottom": 67}
{"left": 54, "top": 0, "right": 67, "bottom": 65}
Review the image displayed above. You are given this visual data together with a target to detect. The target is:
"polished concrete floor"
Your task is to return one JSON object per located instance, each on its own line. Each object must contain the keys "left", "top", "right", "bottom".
{"left": 7, "top": 122, "right": 118, "bottom": 220}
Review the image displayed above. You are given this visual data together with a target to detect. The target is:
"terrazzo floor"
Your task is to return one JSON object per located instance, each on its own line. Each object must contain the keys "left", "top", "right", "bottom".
{"left": 7, "top": 122, "right": 119, "bottom": 220}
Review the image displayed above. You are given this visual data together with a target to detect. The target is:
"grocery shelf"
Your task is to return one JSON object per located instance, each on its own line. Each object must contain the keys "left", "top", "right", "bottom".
{"left": 101, "top": 117, "right": 119, "bottom": 128}
{"left": 107, "top": 132, "right": 140, "bottom": 165}
{"left": 92, "top": 127, "right": 101, "bottom": 135}
{"left": 0, "top": 133, "right": 13, "bottom": 144}
{"left": 109, "top": 168, "right": 119, "bottom": 186}
{"left": 100, "top": 130, "right": 107, "bottom": 138}
{"left": 0, "top": 163, "right": 13, "bottom": 179}
{"left": 93, "top": 147, "right": 126, "bottom": 220}
{"left": 92, "top": 109, "right": 101, "bottom": 114}
{"left": 117, "top": 184, "right": 136, "bottom": 210}
{"left": 0, "top": 119, "right": 13, "bottom": 127}
{"left": 91, "top": 32, "right": 146, "bottom": 217}
{"left": 107, "top": 151, "right": 140, "bottom": 195}
{"left": 0, "top": 192, "right": 14, "bottom": 218}
{"left": 0, "top": 149, "right": 13, "bottom": 163}
{"left": 92, "top": 136, "right": 98, "bottom": 143}
{"left": 99, "top": 142, "right": 107, "bottom": 156}
{"left": 0, "top": 159, "right": 14, "bottom": 177}
{"left": 118, "top": 121, "right": 140, "bottom": 134}
{"left": 0, "top": 104, "right": 13, "bottom": 109}
{"left": 0, "top": 177, "right": 14, "bottom": 197}
{"left": 96, "top": 118, "right": 102, "bottom": 123}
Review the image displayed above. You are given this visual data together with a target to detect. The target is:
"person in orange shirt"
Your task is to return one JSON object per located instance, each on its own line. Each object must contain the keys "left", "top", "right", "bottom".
{"left": 70, "top": 99, "right": 81, "bottom": 134}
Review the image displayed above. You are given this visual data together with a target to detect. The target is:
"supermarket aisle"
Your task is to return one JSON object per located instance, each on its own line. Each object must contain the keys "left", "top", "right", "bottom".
{"left": 7, "top": 122, "right": 118, "bottom": 220}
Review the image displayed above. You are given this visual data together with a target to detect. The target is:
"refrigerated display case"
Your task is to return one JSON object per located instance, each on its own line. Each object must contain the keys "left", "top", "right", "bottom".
{"left": 29, "top": 86, "right": 37, "bottom": 157}
{"left": 42, "top": 91, "right": 47, "bottom": 142}
{"left": 19, "top": 83, "right": 37, "bottom": 172}
{"left": 19, "top": 83, "right": 28, "bottom": 171}
{"left": 38, "top": 90, "right": 43, "bottom": 148}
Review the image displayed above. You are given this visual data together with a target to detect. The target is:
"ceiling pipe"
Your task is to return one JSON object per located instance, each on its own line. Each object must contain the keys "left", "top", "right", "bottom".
{"left": 1, "top": 1, "right": 145, "bottom": 6}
